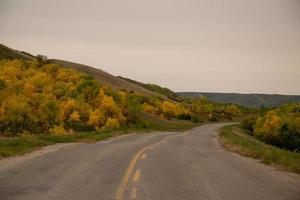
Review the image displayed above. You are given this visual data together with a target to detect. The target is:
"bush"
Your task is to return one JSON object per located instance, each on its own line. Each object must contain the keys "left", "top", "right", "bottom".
{"left": 208, "top": 113, "right": 218, "bottom": 122}
{"left": 251, "top": 104, "right": 300, "bottom": 151}
{"left": 177, "top": 113, "right": 192, "bottom": 120}
{"left": 104, "top": 118, "right": 120, "bottom": 130}
{"left": 64, "top": 121, "right": 94, "bottom": 132}
{"left": 49, "top": 125, "right": 67, "bottom": 135}
{"left": 279, "top": 120, "right": 300, "bottom": 151}
{"left": 241, "top": 115, "right": 258, "bottom": 132}
{"left": 191, "top": 115, "right": 200, "bottom": 123}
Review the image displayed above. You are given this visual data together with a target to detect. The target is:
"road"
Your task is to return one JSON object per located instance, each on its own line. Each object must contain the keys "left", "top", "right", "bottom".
{"left": 0, "top": 123, "right": 299, "bottom": 200}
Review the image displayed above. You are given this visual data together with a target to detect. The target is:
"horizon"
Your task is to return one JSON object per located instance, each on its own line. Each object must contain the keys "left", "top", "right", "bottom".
{"left": 1, "top": 0, "right": 300, "bottom": 95}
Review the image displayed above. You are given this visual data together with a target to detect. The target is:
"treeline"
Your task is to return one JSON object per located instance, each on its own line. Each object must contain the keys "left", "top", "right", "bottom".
{"left": 186, "top": 97, "right": 244, "bottom": 122}
{"left": 242, "top": 103, "right": 300, "bottom": 151}
{"left": 0, "top": 59, "right": 243, "bottom": 136}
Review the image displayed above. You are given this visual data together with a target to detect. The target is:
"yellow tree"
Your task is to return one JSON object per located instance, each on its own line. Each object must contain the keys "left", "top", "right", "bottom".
{"left": 103, "top": 118, "right": 120, "bottom": 130}
{"left": 101, "top": 95, "right": 119, "bottom": 116}
{"left": 254, "top": 111, "right": 283, "bottom": 139}
{"left": 69, "top": 111, "right": 81, "bottom": 122}
{"left": 87, "top": 109, "right": 105, "bottom": 130}
{"left": 142, "top": 103, "right": 157, "bottom": 115}
{"left": 160, "top": 101, "right": 178, "bottom": 119}
{"left": 59, "top": 99, "right": 76, "bottom": 121}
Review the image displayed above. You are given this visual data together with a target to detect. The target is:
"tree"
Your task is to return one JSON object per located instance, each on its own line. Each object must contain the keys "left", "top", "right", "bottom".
{"left": 36, "top": 99, "right": 60, "bottom": 134}
{"left": 142, "top": 103, "right": 156, "bottom": 115}
{"left": 60, "top": 99, "right": 76, "bottom": 121}
{"left": 101, "top": 95, "right": 119, "bottom": 117}
{"left": 226, "top": 105, "right": 241, "bottom": 117}
{"left": 70, "top": 111, "right": 81, "bottom": 122}
{"left": 41, "top": 64, "right": 59, "bottom": 78}
{"left": 36, "top": 55, "right": 47, "bottom": 67}
{"left": 49, "top": 125, "right": 66, "bottom": 135}
{"left": 2, "top": 96, "right": 31, "bottom": 135}
{"left": 160, "top": 101, "right": 178, "bottom": 119}
{"left": 0, "top": 79, "right": 6, "bottom": 90}
{"left": 104, "top": 118, "right": 120, "bottom": 130}
{"left": 87, "top": 109, "right": 105, "bottom": 130}
{"left": 254, "top": 111, "right": 283, "bottom": 144}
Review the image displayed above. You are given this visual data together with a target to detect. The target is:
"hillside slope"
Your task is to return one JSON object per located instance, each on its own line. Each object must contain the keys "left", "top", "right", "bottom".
{"left": 48, "top": 59, "right": 154, "bottom": 95}
{"left": 0, "top": 44, "right": 35, "bottom": 60}
{"left": 0, "top": 44, "right": 153, "bottom": 95}
{"left": 177, "top": 92, "right": 300, "bottom": 108}
{"left": 118, "top": 76, "right": 179, "bottom": 100}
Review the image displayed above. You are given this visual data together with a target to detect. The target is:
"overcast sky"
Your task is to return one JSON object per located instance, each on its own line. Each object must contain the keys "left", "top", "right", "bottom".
{"left": 1, "top": 0, "right": 299, "bottom": 95}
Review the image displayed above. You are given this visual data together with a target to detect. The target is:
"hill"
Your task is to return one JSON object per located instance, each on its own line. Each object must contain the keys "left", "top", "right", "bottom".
{"left": 0, "top": 44, "right": 153, "bottom": 96}
{"left": 118, "top": 76, "right": 180, "bottom": 100}
{"left": 3, "top": 43, "right": 298, "bottom": 109}
{"left": 0, "top": 44, "right": 35, "bottom": 60}
{"left": 48, "top": 59, "right": 154, "bottom": 95}
{"left": 177, "top": 92, "right": 300, "bottom": 108}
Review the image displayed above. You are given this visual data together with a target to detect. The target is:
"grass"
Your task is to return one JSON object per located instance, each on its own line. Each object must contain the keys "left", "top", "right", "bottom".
{"left": 0, "top": 130, "right": 117, "bottom": 159}
{"left": 0, "top": 118, "right": 199, "bottom": 159}
{"left": 219, "top": 125, "right": 300, "bottom": 173}
{"left": 138, "top": 113, "right": 199, "bottom": 131}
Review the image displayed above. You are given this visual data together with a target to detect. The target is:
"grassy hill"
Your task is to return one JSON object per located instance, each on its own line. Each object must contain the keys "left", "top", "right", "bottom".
{"left": 2, "top": 43, "right": 298, "bottom": 109}
{"left": 48, "top": 59, "right": 154, "bottom": 95}
{"left": 0, "top": 44, "right": 153, "bottom": 95}
{"left": 177, "top": 92, "right": 300, "bottom": 108}
{"left": 118, "top": 76, "right": 180, "bottom": 101}
{"left": 0, "top": 44, "right": 35, "bottom": 60}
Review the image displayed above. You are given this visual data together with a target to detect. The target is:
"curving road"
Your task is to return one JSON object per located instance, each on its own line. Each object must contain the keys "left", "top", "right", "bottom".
{"left": 0, "top": 123, "right": 299, "bottom": 200}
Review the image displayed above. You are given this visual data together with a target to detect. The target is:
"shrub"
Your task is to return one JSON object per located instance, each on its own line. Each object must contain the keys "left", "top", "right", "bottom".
{"left": 177, "top": 113, "right": 192, "bottom": 120}
{"left": 49, "top": 125, "right": 67, "bottom": 135}
{"left": 279, "top": 118, "right": 300, "bottom": 151}
{"left": 104, "top": 118, "right": 120, "bottom": 130}
{"left": 191, "top": 115, "right": 200, "bottom": 123}
{"left": 251, "top": 104, "right": 300, "bottom": 151}
{"left": 241, "top": 115, "right": 258, "bottom": 132}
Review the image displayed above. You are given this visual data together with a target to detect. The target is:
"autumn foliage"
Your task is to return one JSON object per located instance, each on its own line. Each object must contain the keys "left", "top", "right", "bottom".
{"left": 0, "top": 59, "right": 244, "bottom": 136}
{"left": 0, "top": 60, "right": 129, "bottom": 135}
{"left": 242, "top": 103, "right": 300, "bottom": 151}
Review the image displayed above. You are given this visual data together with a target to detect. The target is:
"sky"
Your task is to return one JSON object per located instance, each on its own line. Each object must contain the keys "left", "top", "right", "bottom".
{"left": 0, "top": 0, "right": 300, "bottom": 95}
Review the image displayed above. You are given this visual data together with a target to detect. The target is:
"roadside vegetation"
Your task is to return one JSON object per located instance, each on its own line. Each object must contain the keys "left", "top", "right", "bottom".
{"left": 0, "top": 59, "right": 245, "bottom": 136}
{"left": 220, "top": 103, "right": 300, "bottom": 173}
{"left": 0, "top": 118, "right": 197, "bottom": 158}
{"left": 0, "top": 58, "right": 245, "bottom": 158}
{"left": 241, "top": 103, "right": 300, "bottom": 151}
{"left": 220, "top": 125, "right": 300, "bottom": 173}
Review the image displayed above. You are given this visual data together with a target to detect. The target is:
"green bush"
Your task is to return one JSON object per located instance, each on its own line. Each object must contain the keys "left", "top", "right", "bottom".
{"left": 191, "top": 115, "right": 200, "bottom": 123}
{"left": 177, "top": 113, "right": 192, "bottom": 120}
{"left": 241, "top": 115, "right": 257, "bottom": 132}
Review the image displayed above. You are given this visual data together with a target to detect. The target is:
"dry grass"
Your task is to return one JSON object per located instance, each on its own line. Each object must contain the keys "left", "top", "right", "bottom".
{"left": 219, "top": 125, "right": 300, "bottom": 173}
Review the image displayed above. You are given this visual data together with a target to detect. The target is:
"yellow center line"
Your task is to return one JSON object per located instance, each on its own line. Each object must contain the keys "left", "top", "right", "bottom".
{"left": 115, "top": 144, "right": 152, "bottom": 199}
{"left": 133, "top": 169, "right": 141, "bottom": 182}
{"left": 141, "top": 154, "right": 147, "bottom": 159}
{"left": 114, "top": 135, "right": 173, "bottom": 200}
{"left": 130, "top": 187, "right": 138, "bottom": 200}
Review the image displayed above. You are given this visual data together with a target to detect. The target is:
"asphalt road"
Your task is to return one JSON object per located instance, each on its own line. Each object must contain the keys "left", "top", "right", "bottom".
{"left": 0, "top": 123, "right": 299, "bottom": 200}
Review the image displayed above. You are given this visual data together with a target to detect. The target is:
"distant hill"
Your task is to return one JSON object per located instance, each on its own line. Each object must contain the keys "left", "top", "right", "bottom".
{"left": 177, "top": 92, "right": 300, "bottom": 108}
{"left": 0, "top": 43, "right": 154, "bottom": 95}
